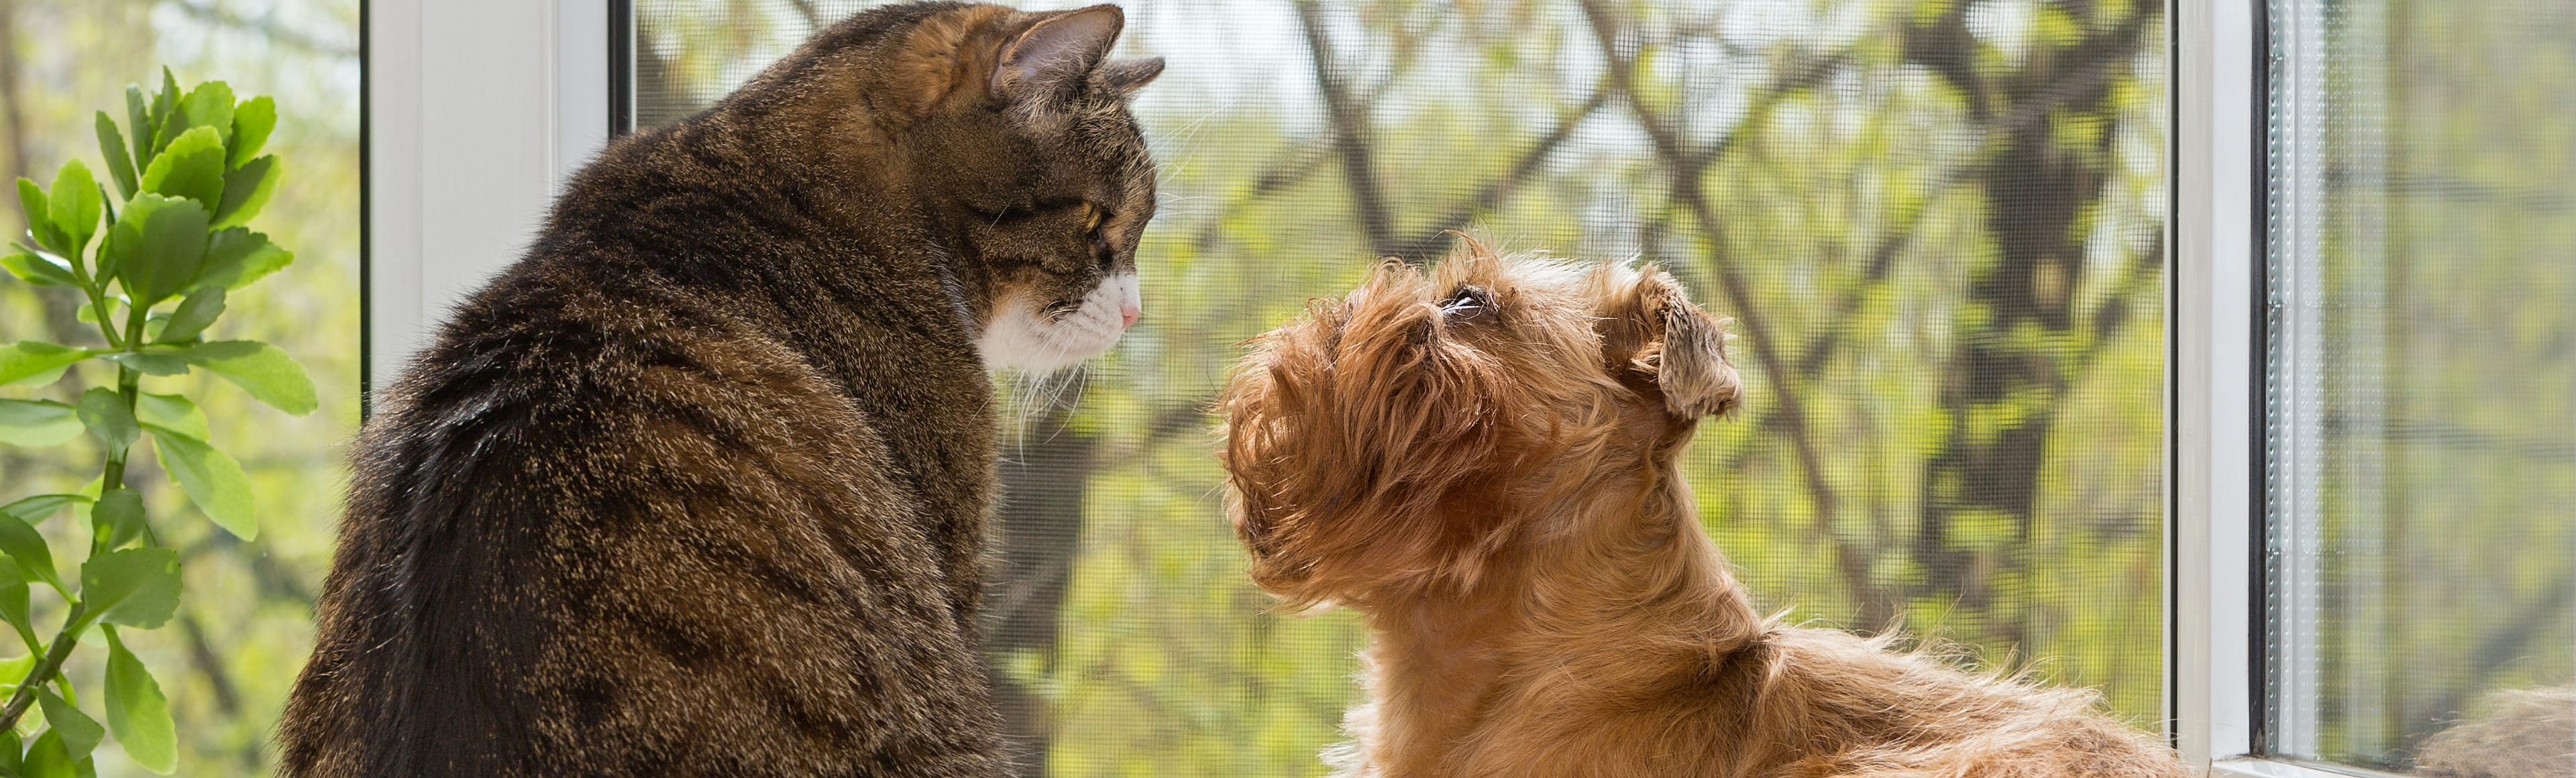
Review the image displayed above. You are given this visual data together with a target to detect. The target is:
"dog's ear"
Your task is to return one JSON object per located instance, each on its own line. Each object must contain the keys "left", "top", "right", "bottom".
{"left": 1600, "top": 268, "right": 1743, "bottom": 419}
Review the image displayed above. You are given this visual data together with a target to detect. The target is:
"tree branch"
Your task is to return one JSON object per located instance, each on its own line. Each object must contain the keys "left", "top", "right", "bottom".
{"left": 1581, "top": 0, "right": 1909, "bottom": 624}
{"left": 1292, "top": 0, "right": 1403, "bottom": 261}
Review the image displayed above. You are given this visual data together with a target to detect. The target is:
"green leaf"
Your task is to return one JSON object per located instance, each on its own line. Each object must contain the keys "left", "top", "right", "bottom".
{"left": 23, "top": 730, "right": 73, "bottom": 778}
{"left": 168, "top": 341, "right": 313, "bottom": 415}
{"left": 0, "top": 343, "right": 89, "bottom": 386}
{"left": 1, "top": 246, "right": 79, "bottom": 287}
{"left": 15, "top": 178, "right": 65, "bottom": 256}
{"left": 230, "top": 95, "right": 278, "bottom": 168}
{"left": 73, "top": 388, "right": 137, "bottom": 452}
{"left": 101, "top": 632, "right": 174, "bottom": 774}
{"left": 78, "top": 547, "right": 180, "bottom": 629}
{"left": 123, "top": 86, "right": 152, "bottom": 172}
{"left": 95, "top": 112, "right": 138, "bottom": 201}
{"left": 103, "top": 194, "right": 209, "bottom": 308}
{"left": 178, "top": 81, "right": 234, "bottom": 148}
{"left": 0, "top": 513, "right": 58, "bottom": 592}
{"left": 0, "top": 399, "right": 82, "bottom": 447}
{"left": 0, "top": 557, "right": 33, "bottom": 645}
{"left": 36, "top": 688, "right": 101, "bottom": 759}
{"left": 90, "top": 489, "right": 145, "bottom": 551}
{"left": 195, "top": 229, "right": 290, "bottom": 291}
{"left": 95, "top": 352, "right": 188, "bottom": 377}
{"left": 154, "top": 286, "right": 223, "bottom": 344}
{"left": 0, "top": 495, "right": 87, "bottom": 526}
{"left": 46, "top": 162, "right": 100, "bottom": 258}
{"left": 0, "top": 653, "right": 32, "bottom": 689}
{"left": 0, "top": 716, "right": 18, "bottom": 775}
{"left": 136, "top": 127, "right": 224, "bottom": 212}
{"left": 133, "top": 394, "right": 206, "bottom": 441}
{"left": 146, "top": 70, "right": 182, "bottom": 158}
{"left": 146, "top": 427, "right": 255, "bottom": 540}
{"left": 211, "top": 155, "right": 277, "bottom": 229}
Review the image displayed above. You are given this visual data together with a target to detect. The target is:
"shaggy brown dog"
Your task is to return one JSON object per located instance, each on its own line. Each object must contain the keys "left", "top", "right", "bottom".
{"left": 1220, "top": 242, "right": 2190, "bottom": 778}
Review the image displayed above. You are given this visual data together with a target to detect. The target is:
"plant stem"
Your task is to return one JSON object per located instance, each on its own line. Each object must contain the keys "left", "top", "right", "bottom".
{"left": 0, "top": 603, "right": 83, "bottom": 732}
{"left": 0, "top": 255, "right": 154, "bottom": 734}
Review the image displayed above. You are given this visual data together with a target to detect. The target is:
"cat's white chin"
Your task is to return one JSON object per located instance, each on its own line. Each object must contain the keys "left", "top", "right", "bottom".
{"left": 978, "top": 272, "right": 1138, "bottom": 373}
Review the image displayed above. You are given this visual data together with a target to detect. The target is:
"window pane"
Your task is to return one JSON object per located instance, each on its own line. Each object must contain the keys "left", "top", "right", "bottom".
{"left": 2264, "top": 1, "right": 2576, "bottom": 773}
{"left": 634, "top": 1, "right": 2169, "bottom": 775}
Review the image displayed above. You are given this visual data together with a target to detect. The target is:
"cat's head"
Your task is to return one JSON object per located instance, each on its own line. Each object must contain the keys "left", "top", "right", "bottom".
{"left": 865, "top": 3, "right": 1165, "bottom": 372}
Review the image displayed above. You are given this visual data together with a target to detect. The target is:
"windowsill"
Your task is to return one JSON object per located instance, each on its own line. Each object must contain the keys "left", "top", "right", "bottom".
{"left": 2212, "top": 757, "right": 2412, "bottom": 778}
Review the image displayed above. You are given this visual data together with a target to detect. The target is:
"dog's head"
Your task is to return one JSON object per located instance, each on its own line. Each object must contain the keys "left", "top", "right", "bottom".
{"left": 1220, "top": 239, "right": 1742, "bottom": 609}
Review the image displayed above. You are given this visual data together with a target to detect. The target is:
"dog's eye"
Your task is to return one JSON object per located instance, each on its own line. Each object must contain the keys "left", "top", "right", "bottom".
{"left": 1440, "top": 284, "right": 1492, "bottom": 322}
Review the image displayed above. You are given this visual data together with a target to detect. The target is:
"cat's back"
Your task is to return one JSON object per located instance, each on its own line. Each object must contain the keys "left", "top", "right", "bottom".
{"left": 280, "top": 249, "right": 996, "bottom": 776}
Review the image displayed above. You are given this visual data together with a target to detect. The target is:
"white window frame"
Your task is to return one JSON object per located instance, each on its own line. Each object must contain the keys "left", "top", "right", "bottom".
{"left": 2174, "top": 1, "right": 2412, "bottom": 777}
{"left": 365, "top": 0, "right": 611, "bottom": 397}
{"left": 358, "top": 2, "right": 2396, "bottom": 775}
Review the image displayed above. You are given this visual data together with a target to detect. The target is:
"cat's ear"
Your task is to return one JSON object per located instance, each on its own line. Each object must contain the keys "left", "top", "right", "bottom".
{"left": 991, "top": 5, "right": 1126, "bottom": 101}
{"left": 1093, "top": 56, "right": 1164, "bottom": 97}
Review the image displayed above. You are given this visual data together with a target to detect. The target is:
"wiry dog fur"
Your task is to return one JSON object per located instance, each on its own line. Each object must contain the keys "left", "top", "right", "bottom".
{"left": 1220, "top": 240, "right": 2191, "bottom": 778}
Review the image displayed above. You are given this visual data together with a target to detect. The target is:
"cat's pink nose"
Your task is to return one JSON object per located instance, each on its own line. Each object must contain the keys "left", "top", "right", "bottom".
{"left": 1119, "top": 303, "right": 1141, "bottom": 329}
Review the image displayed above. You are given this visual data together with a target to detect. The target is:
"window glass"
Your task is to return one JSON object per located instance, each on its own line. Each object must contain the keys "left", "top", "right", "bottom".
{"left": 2264, "top": 1, "right": 2576, "bottom": 773}
{"left": 634, "top": 1, "right": 2169, "bottom": 775}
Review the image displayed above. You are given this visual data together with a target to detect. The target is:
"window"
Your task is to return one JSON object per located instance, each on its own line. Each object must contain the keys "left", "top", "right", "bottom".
{"left": 2261, "top": 0, "right": 2576, "bottom": 775}
{"left": 629, "top": 2, "right": 2169, "bottom": 775}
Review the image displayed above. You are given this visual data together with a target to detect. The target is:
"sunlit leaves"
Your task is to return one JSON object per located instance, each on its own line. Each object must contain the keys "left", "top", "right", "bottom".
{"left": 78, "top": 547, "right": 180, "bottom": 630}
{"left": 0, "top": 246, "right": 78, "bottom": 288}
{"left": 15, "top": 178, "right": 64, "bottom": 255}
{"left": 137, "top": 127, "right": 224, "bottom": 212}
{"left": 46, "top": 161, "right": 101, "bottom": 259}
{"left": 177, "top": 81, "right": 235, "bottom": 150}
{"left": 195, "top": 228, "right": 290, "bottom": 291}
{"left": 0, "top": 514, "right": 60, "bottom": 594}
{"left": 0, "top": 496, "right": 87, "bottom": 526}
{"left": 152, "top": 286, "right": 224, "bottom": 345}
{"left": 0, "top": 557, "right": 33, "bottom": 649}
{"left": 145, "top": 426, "right": 256, "bottom": 541}
{"left": 34, "top": 689, "right": 101, "bottom": 759}
{"left": 0, "top": 71, "right": 297, "bottom": 774}
{"left": 103, "top": 194, "right": 209, "bottom": 309}
{"left": 101, "top": 632, "right": 174, "bottom": 774}
{"left": 132, "top": 394, "right": 207, "bottom": 441}
{"left": 21, "top": 729, "right": 77, "bottom": 778}
{"left": 0, "top": 400, "right": 82, "bottom": 447}
{"left": 91, "top": 489, "right": 146, "bottom": 551}
{"left": 0, "top": 343, "right": 87, "bottom": 386}
{"left": 212, "top": 155, "right": 278, "bottom": 228}
{"left": 95, "top": 112, "right": 138, "bottom": 201}
{"left": 228, "top": 97, "right": 275, "bottom": 168}
{"left": 74, "top": 388, "right": 138, "bottom": 453}
{"left": 168, "top": 340, "right": 315, "bottom": 415}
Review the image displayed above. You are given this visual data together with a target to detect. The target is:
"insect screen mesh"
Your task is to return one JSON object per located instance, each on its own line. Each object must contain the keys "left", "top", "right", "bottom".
{"left": 630, "top": 2, "right": 2170, "bottom": 775}
{"left": 2263, "top": 0, "right": 2576, "bottom": 773}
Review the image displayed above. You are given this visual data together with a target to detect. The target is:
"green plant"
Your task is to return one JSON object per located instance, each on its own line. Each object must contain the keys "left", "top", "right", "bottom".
{"left": 0, "top": 70, "right": 311, "bottom": 776}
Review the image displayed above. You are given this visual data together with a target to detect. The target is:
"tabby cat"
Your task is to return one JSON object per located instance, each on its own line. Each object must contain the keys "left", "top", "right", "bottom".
{"left": 278, "top": 3, "right": 1161, "bottom": 775}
